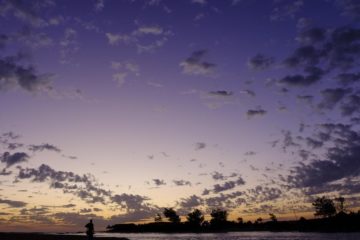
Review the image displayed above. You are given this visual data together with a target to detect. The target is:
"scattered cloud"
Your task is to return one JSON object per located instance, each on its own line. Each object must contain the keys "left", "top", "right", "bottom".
{"left": 336, "top": 72, "right": 360, "bottom": 85}
{"left": 16, "top": 163, "right": 156, "bottom": 215}
{"left": 244, "top": 151, "right": 256, "bottom": 156}
{"left": 110, "top": 61, "right": 140, "bottom": 87}
{"left": 279, "top": 66, "right": 324, "bottom": 86}
{"left": 246, "top": 107, "right": 267, "bottom": 118}
{"left": 318, "top": 88, "right": 351, "bottom": 110}
{"left": 111, "top": 61, "right": 140, "bottom": 75}
{"left": 336, "top": 0, "right": 360, "bottom": 20}
{"left": 210, "top": 177, "right": 246, "bottom": 194}
{"left": 133, "top": 25, "right": 164, "bottom": 36}
{"left": 28, "top": 144, "right": 61, "bottom": 153}
{"left": 106, "top": 33, "right": 132, "bottom": 45}
{"left": 15, "top": 27, "right": 54, "bottom": 49}
{"left": 17, "top": 164, "right": 109, "bottom": 204}
{"left": 0, "top": 198, "right": 27, "bottom": 208}
{"left": 247, "top": 54, "right": 274, "bottom": 70}
{"left": 0, "top": 168, "right": 12, "bottom": 175}
{"left": 297, "top": 95, "right": 314, "bottom": 105}
{"left": 0, "top": 52, "right": 53, "bottom": 93}
{"left": 147, "top": 81, "right": 163, "bottom": 88}
{"left": 180, "top": 50, "right": 216, "bottom": 76}
{"left": 106, "top": 24, "right": 172, "bottom": 53}
{"left": 60, "top": 28, "right": 79, "bottom": 64}
{"left": 285, "top": 123, "right": 360, "bottom": 197}
{"left": 194, "top": 13, "right": 205, "bottom": 21}
{"left": 270, "top": 0, "right": 304, "bottom": 21}
{"left": 61, "top": 204, "right": 76, "bottom": 208}
{"left": 94, "top": 0, "right": 105, "bottom": 12}
{"left": 247, "top": 185, "right": 283, "bottom": 203}
{"left": 192, "top": 0, "right": 207, "bottom": 5}
{"left": 173, "top": 179, "right": 192, "bottom": 186}
{"left": 195, "top": 142, "right": 206, "bottom": 150}
{"left": 178, "top": 194, "right": 203, "bottom": 209}
{"left": 1, "top": 152, "right": 29, "bottom": 168}
{"left": 211, "top": 171, "right": 226, "bottom": 181}
{"left": 111, "top": 193, "right": 152, "bottom": 211}
{"left": 279, "top": 130, "right": 300, "bottom": 152}
{"left": 0, "top": 0, "right": 55, "bottom": 28}
{"left": 341, "top": 93, "right": 360, "bottom": 116}
{"left": 277, "top": 26, "right": 360, "bottom": 89}
{"left": 240, "top": 89, "right": 256, "bottom": 97}
{"left": 296, "top": 27, "right": 326, "bottom": 44}
{"left": 152, "top": 179, "right": 166, "bottom": 186}
{"left": 112, "top": 72, "right": 127, "bottom": 87}
{"left": 208, "top": 90, "right": 233, "bottom": 97}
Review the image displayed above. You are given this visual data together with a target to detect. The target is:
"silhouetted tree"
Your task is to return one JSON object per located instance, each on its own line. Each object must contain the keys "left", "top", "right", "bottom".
{"left": 210, "top": 209, "right": 228, "bottom": 228}
{"left": 154, "top": 213, "right": 162, "bottom": 222}
{"left": 269, "top": 213, "right": 277, "bottom": 222}
{"left": 312, "top": 196, "right": 336, "bottom": 218}
{"left": 237, "top": 217, "right": 243, "bottom": 224}
{"left": 255, "top": 217, "right": 263, "bottom": 224}
{"left": 202, "top": 220, "right": 210, "bottom": 228}
{"left": 163, "top": 208, "right": 181, "bottom": 223}
{"left": 335, "top": 196, "right": 346, "bottom": 213}
{"left": 186, "top": 209, "right": 204, "bottom": 227}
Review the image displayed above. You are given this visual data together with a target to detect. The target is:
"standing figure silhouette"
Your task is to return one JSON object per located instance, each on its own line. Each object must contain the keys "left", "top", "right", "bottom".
{"left": 85, "top": 219, "right": 94, "bottom": 240}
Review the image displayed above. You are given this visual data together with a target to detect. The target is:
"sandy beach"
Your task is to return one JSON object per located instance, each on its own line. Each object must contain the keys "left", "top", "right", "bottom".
{"left": 0, "top": 233, "right": 129, "bottom": 240}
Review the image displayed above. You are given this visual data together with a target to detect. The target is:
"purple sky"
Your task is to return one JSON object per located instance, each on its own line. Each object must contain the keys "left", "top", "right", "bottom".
{"left": 1, "top": 0, "right": 360, "bottom": 232}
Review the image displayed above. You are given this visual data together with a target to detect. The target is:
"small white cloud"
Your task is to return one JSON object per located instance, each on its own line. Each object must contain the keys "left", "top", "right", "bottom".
{"left": 60, "top": 28, "right": 79, "bottom": 64}
{"left": 147, "top": 81, "right": 163, "bottom": 88}
{"left": 94, "top": 0, "right": 104, "bottom": 12}
{"left": 106, "top": 33, "right": 132, "bottom": 45}
{"left": 134, "top": 26, "right": 163, "bottom": 36}
{"left": 192, "top": 0, "right": 207, "bottom": 5}
{"left": 48, "top": 15, "right": 64, "bottom": 25}
{"left": 110, "top": 61, "right": 140, "bottom": 75}
{"left": 113, "top": 72, "right": 127, "bottom": 87}
{"left": 180, "top": 50, "right": 216, "bottom": 76}
{"left": 111, "top": 61, "right": 122, "bottom": 70}
{"left": 194, "top": 13, "right": 205, "bottom": 21}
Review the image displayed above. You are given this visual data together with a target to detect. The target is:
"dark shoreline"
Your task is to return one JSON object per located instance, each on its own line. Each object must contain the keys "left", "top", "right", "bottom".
{"left": 1, "top": 230, "right": 360, "bottom": 240}
{"left": 0, "top": 233, "right": 129, "bottom": 240}
{"left": 106, "top": 214, "right": 360, "bottom": 233}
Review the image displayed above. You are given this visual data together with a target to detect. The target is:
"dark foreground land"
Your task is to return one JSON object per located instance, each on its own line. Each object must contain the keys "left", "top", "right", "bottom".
{"left": 0, "top": 233, "right": 129, "bottom": 240}
{"left": 107, "top": 212, "right": 360, "bottom": 233}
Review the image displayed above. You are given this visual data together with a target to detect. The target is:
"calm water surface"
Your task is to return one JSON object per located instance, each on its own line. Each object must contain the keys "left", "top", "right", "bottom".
{"left": 67, "top": 232, "right": 360, "bottom": 240}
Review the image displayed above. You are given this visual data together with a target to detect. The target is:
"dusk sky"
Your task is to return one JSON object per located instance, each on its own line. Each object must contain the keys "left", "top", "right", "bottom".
{"left": 1, "top": 0, "right": 360, "bottom": 232}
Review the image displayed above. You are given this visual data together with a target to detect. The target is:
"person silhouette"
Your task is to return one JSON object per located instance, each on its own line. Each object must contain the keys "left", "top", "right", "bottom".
{"left": 85, "top": 219, "right": 94, "bottom": 240}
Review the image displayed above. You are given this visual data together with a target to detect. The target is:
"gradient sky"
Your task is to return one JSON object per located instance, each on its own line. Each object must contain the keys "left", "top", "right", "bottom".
{"left": 1, "top": 0, "right": 360, "bottom": 232}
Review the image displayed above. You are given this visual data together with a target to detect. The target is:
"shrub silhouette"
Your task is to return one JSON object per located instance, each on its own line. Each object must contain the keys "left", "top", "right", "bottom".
{"left": 186, "top": 209, "right": 204, "bottom": 227}
{"left": 312, "top": 196, "right": 336, "bottom": 218}
{"left": 163, "top": 208, "right": 181, "bottom": 224}
{"left": 210, "top": 209, "right": 228, "bottom": 228}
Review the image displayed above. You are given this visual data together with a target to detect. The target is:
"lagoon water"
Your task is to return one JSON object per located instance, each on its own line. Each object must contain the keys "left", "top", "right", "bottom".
{"left": 69, "top": 232, "right": 360, "bottom": 240}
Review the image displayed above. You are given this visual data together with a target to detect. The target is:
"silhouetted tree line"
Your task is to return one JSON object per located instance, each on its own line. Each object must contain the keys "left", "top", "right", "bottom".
{"left": 107, "top": 196, "right": 360, "bottom": 233}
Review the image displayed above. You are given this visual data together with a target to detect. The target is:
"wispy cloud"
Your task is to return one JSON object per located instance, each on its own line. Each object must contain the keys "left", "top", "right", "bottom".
{"left": 246, "top": 107, "right": 267, "bottom": 119}
{"left": 247, "top": 54, "right": 275, "bottom": 70}
{"left": 106, "top": 24, "right": 172, "bottom": 53}
{"left": 195, "top": 142, "right": 206, "bottom": 150}
{"left": 0, "top": 198, "right": 27, "bottom": 208}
